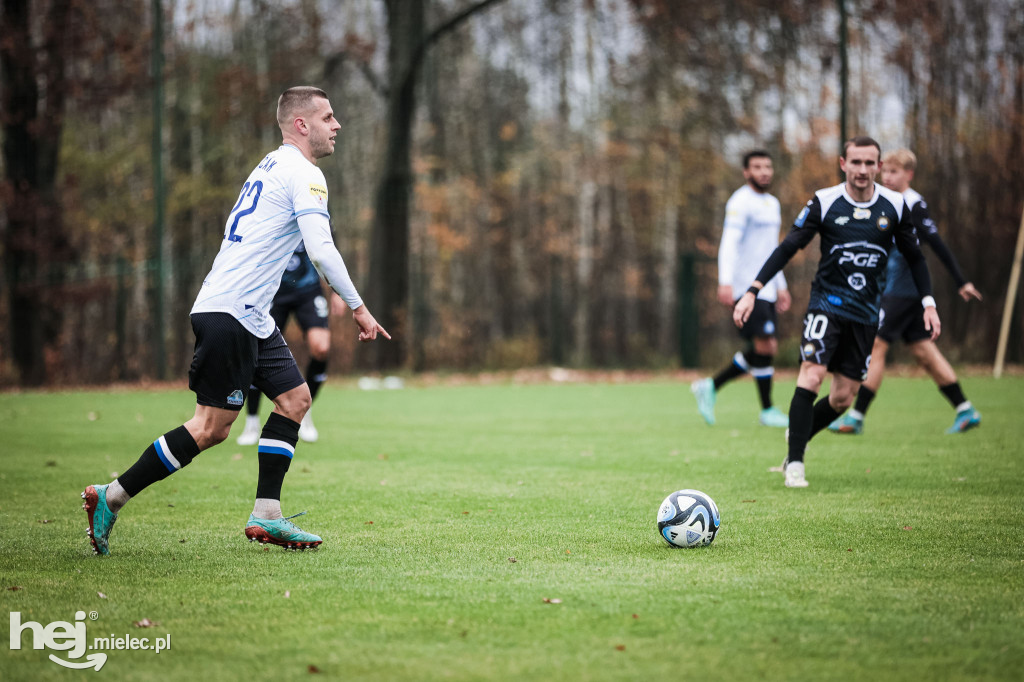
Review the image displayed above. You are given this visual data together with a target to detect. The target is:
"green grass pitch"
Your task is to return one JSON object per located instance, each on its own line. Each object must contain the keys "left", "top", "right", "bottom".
{"left": 1, "top": 374, "right": 1022, "bottom": 681}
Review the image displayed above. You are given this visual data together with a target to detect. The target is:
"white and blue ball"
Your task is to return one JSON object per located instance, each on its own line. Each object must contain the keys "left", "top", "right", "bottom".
{"left": 657, "top": 489, "right": 720, "bottom": 548}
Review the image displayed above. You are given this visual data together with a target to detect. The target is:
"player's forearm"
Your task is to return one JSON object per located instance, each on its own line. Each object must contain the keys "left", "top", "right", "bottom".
{"left": 297, "top": 214, "right": 364, "bottom": 310}
{"left": 749, "top": 229, "right": 806, "bottom": 291}
{"left": 921, "top": 230, "right": 967, "bottom": 288}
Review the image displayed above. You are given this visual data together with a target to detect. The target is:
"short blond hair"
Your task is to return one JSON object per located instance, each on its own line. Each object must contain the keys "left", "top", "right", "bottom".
{"left": 883, "top": 148, "right": 917, "bottom": 171}
{"left": 276, "top": 86, "right": 328, "bottom": 129}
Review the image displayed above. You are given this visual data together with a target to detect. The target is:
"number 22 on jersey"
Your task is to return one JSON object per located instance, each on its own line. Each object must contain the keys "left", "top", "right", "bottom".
{"left": 225, "top": 180, "right": 264, "bottom": 242}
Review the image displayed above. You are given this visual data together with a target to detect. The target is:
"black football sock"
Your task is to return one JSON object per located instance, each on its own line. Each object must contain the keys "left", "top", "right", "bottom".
{"left": 787, "top": 387, "right": 816, "bottom": 463}
{"left": 246, "top": 386, "right": 261, "bottom": 417}
{"left": 713, "top": 352, "right": 747, "bottom": 390}
{"left": 306, "top": 358, "right": 328, "bottom": 402}
{"left": 745, "top": 352, "right": 774, "bottom": 409}
{"left": 810, "top": 396, "right": 843, "bottom": 438}
{"left": 255, "top": 412, "right": 300, "bottom": 501}
{"left": 939, "top": 382, "right": 967, "bottom": 410}
{"left": 118, "top": 426, "right": 201, "bottom": 497}
{"left": 853, "top": 385, "right": 876, "bottom": 416}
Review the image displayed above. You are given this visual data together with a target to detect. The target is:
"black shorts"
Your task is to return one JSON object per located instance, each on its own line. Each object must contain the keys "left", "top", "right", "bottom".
{"left": 797, "top": 310, "right": 876, "bottom": 381}
{"left": 271, "top": 290, "right": 330, "bottom": 332}
{"left": 736, "top": 298, "right": 779, "bottom": 340}
{"left": 188, "top": 313, "right": 305, "bottom": 410}
{"left": 877, "top": 295, "right": 930, "bottom": 345}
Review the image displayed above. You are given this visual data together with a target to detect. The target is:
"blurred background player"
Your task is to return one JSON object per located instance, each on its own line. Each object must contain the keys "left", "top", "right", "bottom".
{"left": 692, "top": 150, "right": 791, "bottom": 427}
{"left": 734, "top": 136, "right": 939, "bottom": 488}
{"left": 237, "top": 243, "right": 343, "bottom": 445}
{"left": 829, "top": 149, "right": 982, "bottom": 435}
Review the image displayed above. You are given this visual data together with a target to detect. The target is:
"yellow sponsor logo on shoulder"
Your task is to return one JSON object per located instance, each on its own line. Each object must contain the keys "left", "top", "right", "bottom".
{"left": 309, "top": 184, "right": 328, "bottom": 202}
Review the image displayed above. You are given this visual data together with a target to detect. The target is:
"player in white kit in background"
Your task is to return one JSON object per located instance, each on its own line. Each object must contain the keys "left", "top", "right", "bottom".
{"left": 81, "top": 86, "right": 389, "bottom": 554}
{"left": 692, "top": 150, "right": 791, "bottom": 428}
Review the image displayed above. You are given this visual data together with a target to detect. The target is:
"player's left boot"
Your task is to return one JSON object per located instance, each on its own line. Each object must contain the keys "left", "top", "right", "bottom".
{"left": 828, "top": 414, "right": 864, "bottom": 435}
{"left": 245, "top": 512, "right": 322, "bottom": 550}
{"left": 82, "top": 484, "right": 118, "bottom": 555}
{"left": 690, "top": 378, "right": 716, "bottom": 425}
{"left": 298, "top": 411, "right": 319, "bottom": 443}
{"left": 946, "top": 406, "right": 981, "bottom": 434}
{"left": 759, "top": 406, "right": 789, "bottom": 428}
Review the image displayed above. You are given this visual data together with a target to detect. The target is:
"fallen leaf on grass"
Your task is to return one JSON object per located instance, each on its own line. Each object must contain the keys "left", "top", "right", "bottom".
{"left": 284, "top": 591, "right": 290, "bottom": 598}
{"left": 97, "top": 592, "right": 107, "bottom": 599}
{"left": 364, "top": 521, "right": 374, "bottom": 525}
{"left": 38, "top": 519, "right": 52, "bottom": 524}
{"left": 133, "top": 619, "right": 159, "bottom": 628}
{"left": 902, "top": 526, "right": 913, "bottom": 530}
{"left": 865, "top": 468, "right": 872, "bottom": 474}
{"left": 632, "top": 614, "right": 639, "bottom": 619}
{"left": 615, "top": 645, "right": 626, "bottom": 651}
{"left": 8, "top": 586, "right": 23, "bottom": 591}
{"left": 45, "top": 460, "right": 57, "bottom": 467}
{"left": 508, "top": 557, "right": 517, "bottom": 563}
{"left": 179, "top": 539, "right": 186, "bottom": 543}
{"left": 742, "top": 500, "right": 756, "bottom": 503}
{"left": 231, "top": 453, "right": 243, "bottom": 461}
{"left": 308, "top": 665, "right": 321, "bottom": 674}
{"left": 542, "top": 598, "right": 562, "bottom": 604}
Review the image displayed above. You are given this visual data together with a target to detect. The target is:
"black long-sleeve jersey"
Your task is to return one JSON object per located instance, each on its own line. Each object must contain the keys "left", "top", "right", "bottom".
{"left": 752, "top": 183, "right": 933, "bottom": 325}
{"left": 884, "top": 188, "right": 966, "bottom": 298}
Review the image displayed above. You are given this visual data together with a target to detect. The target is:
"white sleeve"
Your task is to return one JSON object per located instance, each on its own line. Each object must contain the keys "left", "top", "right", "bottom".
{"left": 297, "top": 212, "right": 364, "bottom": 310}
{"left": 718, "top": 199, "right": 744, "bottom": 286}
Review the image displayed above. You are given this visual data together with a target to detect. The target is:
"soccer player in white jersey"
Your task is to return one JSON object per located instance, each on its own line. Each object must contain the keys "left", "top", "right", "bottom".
{"left": 81, "top": 87, "right": 389, "bottom": 554}
{"left": 692, "top": 151, "right": 791, "bottom": 428}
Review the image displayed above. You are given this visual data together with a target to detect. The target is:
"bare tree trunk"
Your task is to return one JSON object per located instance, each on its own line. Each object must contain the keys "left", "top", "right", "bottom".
{"left": 0, "top": 0, "right": 72, "bottom": 385}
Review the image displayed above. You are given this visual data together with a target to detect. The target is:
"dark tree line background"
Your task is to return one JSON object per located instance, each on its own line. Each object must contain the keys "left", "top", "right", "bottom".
{"left": 1, "top": 0, "right": 1022, "bottom": 386}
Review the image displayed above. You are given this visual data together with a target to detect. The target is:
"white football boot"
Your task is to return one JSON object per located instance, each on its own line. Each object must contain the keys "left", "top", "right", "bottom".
{"left": 299, "top": 410, "right": 319, "bottom": 443}
{"left": 784, "top": 460, "right": 809, "bottom": 488}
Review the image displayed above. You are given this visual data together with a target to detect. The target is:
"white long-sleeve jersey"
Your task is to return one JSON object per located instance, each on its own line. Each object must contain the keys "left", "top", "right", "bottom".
{"left": 718, "top": 184, "right": 787, "bottom": 302}
{"left": 191, "top": 144, "right": 362, "bottom": 338}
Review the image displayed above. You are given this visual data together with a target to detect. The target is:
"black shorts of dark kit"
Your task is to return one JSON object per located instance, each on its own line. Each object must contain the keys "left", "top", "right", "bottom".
{"left": 797, "top": 309, "right": 876, "bottom": 381}
{"left": 736, "top": 298, "right": 779, "bottom": 341}
{"left": 876, "top": 295, "right": 931, "bottom": 345}
{"left": 270, "top": 290, "right": 330, "bottom": 333}
{"left": 188, "top": 313, "right": 305, "bottom": 410}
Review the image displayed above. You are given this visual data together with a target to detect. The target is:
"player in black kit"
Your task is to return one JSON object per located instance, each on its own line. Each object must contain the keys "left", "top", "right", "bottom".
{"left": 734, "top": 136, "right": 941, "bottom": 488}
{"left": 237, "top": 243, "right": 341, "bottom": 444}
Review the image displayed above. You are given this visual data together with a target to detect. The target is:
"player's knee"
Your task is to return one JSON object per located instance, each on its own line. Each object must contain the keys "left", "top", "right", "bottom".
{"left": 274, "top": 385, "right": 311, "bottom": 422}
{"left": 830, "top": 392, "right": 856, "bottom": 411}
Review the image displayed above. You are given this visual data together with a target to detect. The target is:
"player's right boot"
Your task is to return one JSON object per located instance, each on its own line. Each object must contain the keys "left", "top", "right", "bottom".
{"left": 946, "top": 406, "right": 981, "bottom": 434}
{"left": 236, "top": 415, "right": 261, "bottom": 446}
{"left": 759, "top": 406, "right": 789, "bottom": 428}
{"left": 690, "top": 378, "right": 716, "bottom": 425}
{"left": 828, "top": 414, "right": 864, "bottom": 435}
{"left": 82, "top": 484, "right": 118, "bottom": 555}
{"left": 784, "top": 460, "right": 809, "bottom": 488}
{"left": 245, "top": 512, "right": 322, "bottom": 550}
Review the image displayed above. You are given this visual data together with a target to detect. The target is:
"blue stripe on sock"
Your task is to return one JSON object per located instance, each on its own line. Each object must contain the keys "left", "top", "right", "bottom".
{"left": 258, "top": 446, "right": 295, "bottom": 459}
{"left": 153, "top": 439, "right": 178, "bottom": 473}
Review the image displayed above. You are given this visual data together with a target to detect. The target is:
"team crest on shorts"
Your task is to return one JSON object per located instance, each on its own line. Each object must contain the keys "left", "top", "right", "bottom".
{"left": 227, "top": 390, "right": 244, "bottom": 406}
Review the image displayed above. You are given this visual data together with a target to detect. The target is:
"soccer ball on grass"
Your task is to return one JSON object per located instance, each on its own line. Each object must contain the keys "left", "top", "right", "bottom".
{"left": 657, "top": 489, "right": 720, "bottom": 548}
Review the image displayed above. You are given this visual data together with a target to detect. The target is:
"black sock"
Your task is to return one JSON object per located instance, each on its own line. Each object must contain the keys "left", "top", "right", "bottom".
{"left": 745, "top": 352, "right": 774, "bottom": 409}
{"left": 853, "top": 385, "right": 876, "bottom": 415}
{"left": 713, "top": 353, "right": 747, "bottom": 390}
{"left": 256, "top": 412, "right": 300, "bottom": 500}
{"left": 810, "top": 396, "right": 843, "bottom": 438}
{"left": 306, "top": 358, "right": 328, "bottom": 402}
{"left": 118, "top": 426, "right": 201, "bottom": 497}
{"left": 246, "top": 386, "right": 261, "bottom": 417}
{"left": 787, "top": 387, "right": 817, "bottom": 463}
{"left": 939, "top": 382, "right": 967, "bottom": 409}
